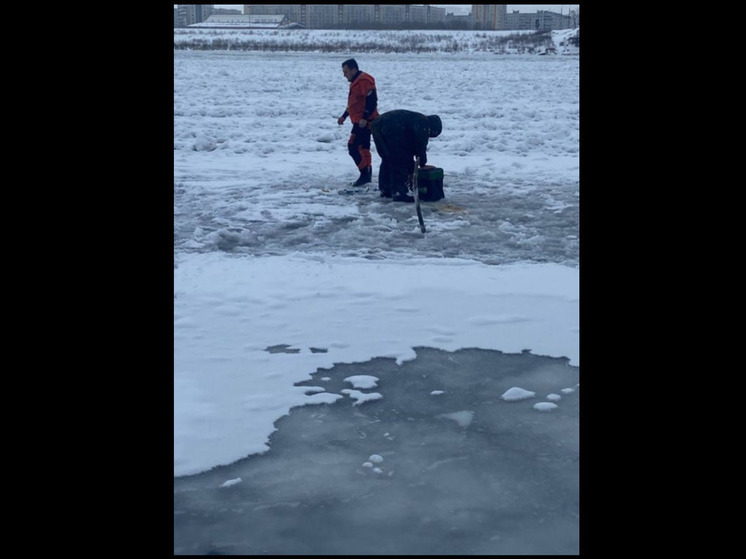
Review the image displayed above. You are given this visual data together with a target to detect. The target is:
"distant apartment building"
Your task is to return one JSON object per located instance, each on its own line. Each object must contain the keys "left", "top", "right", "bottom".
{"left": 174, "top": 5, "right": 213, "bottom": 28}
{"left": 343, "top": 4, "right": 374, "bottom": 26}
{"left": 242, "top": 4, "right": 446, "bottom": 29}
{"left": 471, "top": 5, "right": 577, "bottom": 31}
{"left": 174, "top": 4, "right": 575, "bottom": 31}
{"left": 305, "top": 4, "right": 337, "bottom": 29}
{"left": 506, "top": 9, "right": 576, "bottom": 31}
{"left": 444, "top": 12, "right": 473, "bottom": 29}
{"left": 471, "top": 5, "right": 507, "bottom": 30}
{"left": 188, "top": 14, "right": 290, "bottom": 29}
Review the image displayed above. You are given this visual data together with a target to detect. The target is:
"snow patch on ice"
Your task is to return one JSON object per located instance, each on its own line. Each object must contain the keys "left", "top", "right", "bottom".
{"left": 341, "top": 389, "right": 383, "bottom": 406}
{"left": 533, "top": 402, "right": 558, "bottom": 412}
{"left": 344, "top": 375, "right": 379, "bottom": 389}
{"left": 500, "top": 387, "right": 536, "bottom": 401}
{"left": 305, "top": 392, "right": 344, "bottom": 405}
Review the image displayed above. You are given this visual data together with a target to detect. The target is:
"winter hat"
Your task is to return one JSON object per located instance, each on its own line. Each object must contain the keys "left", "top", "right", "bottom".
{"left": 427, "top": 115, "right": 442, "bottom": 138}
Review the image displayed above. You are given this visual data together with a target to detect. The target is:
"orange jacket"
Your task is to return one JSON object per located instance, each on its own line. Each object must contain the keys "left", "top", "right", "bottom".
{"left": 346, "top": 71, "right": 379, "bottom": 124}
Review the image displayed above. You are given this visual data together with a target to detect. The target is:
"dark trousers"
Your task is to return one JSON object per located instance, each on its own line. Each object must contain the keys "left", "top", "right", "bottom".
{"left": 347, "top": 123, "right": 372, "bottom": 171}
{"left": 372, "top": 126, "right": 414, "bottom": 196}
{"left": 377, "top": 157, "right": 416, "bottom": 196}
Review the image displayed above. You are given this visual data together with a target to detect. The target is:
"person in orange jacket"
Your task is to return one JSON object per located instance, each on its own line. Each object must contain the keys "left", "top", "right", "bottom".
{"left": 337, "top": 58, "right": 379, "bottom": 187}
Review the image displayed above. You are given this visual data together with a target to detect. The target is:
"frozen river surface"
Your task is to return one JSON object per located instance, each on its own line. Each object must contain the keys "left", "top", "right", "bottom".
{"left": 174, "top": 39, "right": 579, "bottom": 555}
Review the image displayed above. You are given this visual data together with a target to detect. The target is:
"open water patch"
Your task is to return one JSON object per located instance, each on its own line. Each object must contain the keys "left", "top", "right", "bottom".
{"left": 174, "top": 347, "right": 579, "bottom": 555}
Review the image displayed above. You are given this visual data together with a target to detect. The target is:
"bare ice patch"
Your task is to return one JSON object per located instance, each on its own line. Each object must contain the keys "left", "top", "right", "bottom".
{"left": 439, "top": 410, "right": 475, "bottom": 428}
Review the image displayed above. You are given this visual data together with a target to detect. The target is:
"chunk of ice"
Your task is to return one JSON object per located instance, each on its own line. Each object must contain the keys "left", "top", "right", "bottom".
{"left": 533, "top": 402, "right": 558, "bottom": 412}
{"left": 500, "top": 387, "right": 536, "bottom": 401}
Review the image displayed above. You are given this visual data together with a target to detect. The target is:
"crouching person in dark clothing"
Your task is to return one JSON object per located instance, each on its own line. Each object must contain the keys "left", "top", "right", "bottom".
{"left": 371, "top": 110, "right": 442, "bottom": 202}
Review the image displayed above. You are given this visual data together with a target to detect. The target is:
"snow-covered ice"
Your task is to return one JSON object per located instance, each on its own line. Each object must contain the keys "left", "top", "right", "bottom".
{"left": 174, "top": 45, "right": 579, "bottom": 267}
{"left": 174, "top": 253, "right": 578, "bottom": 476}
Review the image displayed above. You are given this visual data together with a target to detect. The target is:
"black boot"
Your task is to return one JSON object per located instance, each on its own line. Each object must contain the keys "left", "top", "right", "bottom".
{"left": 351, "top": 166, "right": 372, "bottom": 187}
{"left": 392, "top": 192, "right": 414, "bottom": 203}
